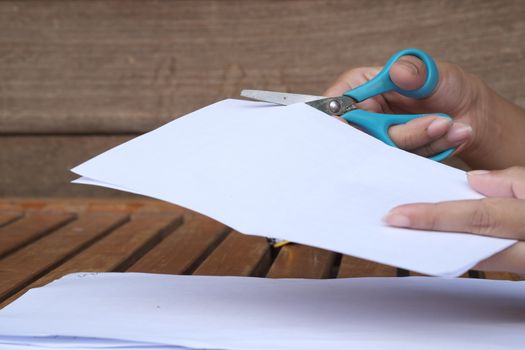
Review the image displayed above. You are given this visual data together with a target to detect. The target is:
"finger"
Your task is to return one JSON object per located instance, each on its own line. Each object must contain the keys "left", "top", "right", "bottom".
{"left": 474, "top": 241, "right": 525, "bottom": 275}
{"left": 323, "top": 67, "right": 380, "bottom": 96}
{"left": 446, "top": 122, "right": 473, "bottom": 144}
{"left": 384, "top": 60, "right": 473, "bottom": 116}
{"left": 324, "top": 80, "right": 353, "bottom": 97}
{"left": 389, "top": 56, "right": 427, "bottom": 91}
{"left": 388, "top": 115, "right": 451, "bottom": 151}
{"left": 468, "top": 167, "right": 525, "bottom": 199}
{"left": 383, "top": 198, "right": 525, "bottom": 240}
{"left": 413, "top": 122, "right": 473, "bottom": 157}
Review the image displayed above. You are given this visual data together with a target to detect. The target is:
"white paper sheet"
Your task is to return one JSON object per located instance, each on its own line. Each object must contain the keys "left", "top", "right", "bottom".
{"left": 0, "top": 337, "right": 189, "bottom": 349}
{"left": 1, "top": 273, "right": 524, "bottom": 350}
{"left": 71, "top": 99, "right": 515, "bottom": 276}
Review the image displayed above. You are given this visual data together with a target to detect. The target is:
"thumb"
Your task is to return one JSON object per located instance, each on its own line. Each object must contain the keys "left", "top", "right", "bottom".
{"left": 389, "top": 56, "right": 427, "bottom": 91}
{"left": 468, "top": 167, "right": 525, "bottom": 199}
{"left": 386, "top": 57, "right": 473, "bottom": 114}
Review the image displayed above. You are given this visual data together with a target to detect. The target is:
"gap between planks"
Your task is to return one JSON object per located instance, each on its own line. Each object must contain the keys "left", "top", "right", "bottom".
{"left": 0, "top": 212, "right": 182, "bottom": 308}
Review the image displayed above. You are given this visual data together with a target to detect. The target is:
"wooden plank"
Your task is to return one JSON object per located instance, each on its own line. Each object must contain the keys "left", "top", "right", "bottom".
{"left": 396, "top": 269, "right": 410, "bottom": 277}
{"left": 409, "top": 270, "right": 496, "bottom": 281}
{"left": 193, "top": 231, "right": 271, "bottom": 277}
{"left": 482, "top": 271, "right": 523, "bottom": 281}
{"left": 1, "top": 1, "right": 524, "bottom": 135}
{"left": 408, "top": 270, "right": 479, "bottom": 278}
{"left": 0, "top": 213, "right": 128, "bottom": 303}
{"left": 0, "top": 211, "right": 22, "bottom": 227}
{"left": 0, "top": 212, "right": 75, "bottom": 259}
{"left": 41, "top": 213, "right": 182, "bottom": 274}
{"left": 0, "top": 199, "right": 48, "bottom": 211}
{"left": 408, "top": 271, "right": 429, "bottom": 277}
{"left": 337, "top": 255, "right": 396, "bottom": 278}
{"left": 0, "top": 213, "right": 182, "bottom": 308}
{"left": 41, "top": 198, "right": 150, "bottom": 213}
{"left": 266, "top": 244, "right": 337, "bottom": 279}
{"left": 128, "top": 214, "right": 230, "bottom": 274}
{"left": 0, "top": 136, "right": 134, "bottom": 198}
{"left": 0, "top": 198, "right": 180, "bottom": 213}
{"left": 467, "top": 270, "right": 484, "bottom": 279}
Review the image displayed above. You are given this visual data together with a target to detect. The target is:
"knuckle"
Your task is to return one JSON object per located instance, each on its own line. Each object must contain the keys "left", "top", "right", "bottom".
{"left": 334, "top": 68, "right": 373, "bottom": 91}
{"left": 426, "top": 203, "right": 440, "bottom": 231}
{"left": 340, "top": 68, "right": 359, "bottom": 80}
{"left": 506, "top": 166, "right": 525, "bottom": 177}
{"left": 391, "top": 127, "right": 424, "bottom": 150}
{"left": 398, "top": 57, "right": 424, "bottom": 73}
{"left": 417, "top": 142, "right": 439, "bottom": 157}
{"left": 363, "top": 67, "right": 382, "bottom": 80}
{"left": 343, "top": 67, "right": 368, "bottom": 80}
{"left": 469, "top": 199, "right": 499, "bottom": 235}
{"left": 395, "top": 132, "right": 417, "bottom": 149}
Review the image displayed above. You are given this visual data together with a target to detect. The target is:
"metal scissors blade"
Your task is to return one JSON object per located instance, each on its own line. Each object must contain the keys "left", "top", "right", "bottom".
{"left": 241, "top": 90, "right": 324, "bottom": 106}
{"left": 241, "top": 89, "right": 356, "bottom": 116}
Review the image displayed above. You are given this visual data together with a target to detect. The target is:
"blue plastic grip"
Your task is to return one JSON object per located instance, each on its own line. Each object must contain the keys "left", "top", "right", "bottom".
{"left": 342, "top": 109, "right": 454, "bottom": 162}
{"left": 344, "top": 48, "right": 439, "bottom": 102}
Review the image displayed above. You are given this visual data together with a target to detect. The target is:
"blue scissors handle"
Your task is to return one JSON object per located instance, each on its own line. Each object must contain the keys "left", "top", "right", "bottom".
{"left": 340, "top": 48, "right": 454, "bottom": 162}
{"left": 345, "top": 48, "right": 439, "bottom": 102}
{"left": 342, "top": 110, "right": 454, "bottom": 161}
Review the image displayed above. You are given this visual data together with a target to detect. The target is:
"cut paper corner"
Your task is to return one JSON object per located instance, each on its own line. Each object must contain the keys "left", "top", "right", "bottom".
{"left": 72, "top": 176, "right": 133, "bottom": 193}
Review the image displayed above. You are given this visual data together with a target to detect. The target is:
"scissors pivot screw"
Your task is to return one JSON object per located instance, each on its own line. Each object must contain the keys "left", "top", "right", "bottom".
{"left": 328, "top": 100, "right": 342, "bottom": 114}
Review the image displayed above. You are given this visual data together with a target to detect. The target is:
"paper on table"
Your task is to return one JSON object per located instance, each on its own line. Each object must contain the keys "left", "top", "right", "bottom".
{"left": 0, "top": 336, "right": 190, "bottom": 349}
{"left": 71, "top": 99, "right": 515, "bottom": 276}
{"left": 1, "top": 273, "right": 524, "bottom": 350}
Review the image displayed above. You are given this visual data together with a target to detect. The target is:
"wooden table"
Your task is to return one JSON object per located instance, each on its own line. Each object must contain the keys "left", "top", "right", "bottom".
{"left": 0, "top": 198, "right": 521, "bottom": 309}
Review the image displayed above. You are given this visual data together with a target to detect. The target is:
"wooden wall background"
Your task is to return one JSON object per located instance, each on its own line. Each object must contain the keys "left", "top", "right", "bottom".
{"left": 1, "top": 0, "right": 524, "bottom": 196}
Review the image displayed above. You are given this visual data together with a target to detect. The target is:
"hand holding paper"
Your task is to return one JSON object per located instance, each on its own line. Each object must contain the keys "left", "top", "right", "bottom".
{"left": 72, "top": 99, "right": 515, "bottom": 276}
{"left": 385, "top": 167, "right": 525, "bottom": 274}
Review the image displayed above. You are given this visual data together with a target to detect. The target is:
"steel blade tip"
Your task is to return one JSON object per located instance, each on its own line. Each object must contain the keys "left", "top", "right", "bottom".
{"left": 240, "top": 89, "right": 260, "bottom": 98}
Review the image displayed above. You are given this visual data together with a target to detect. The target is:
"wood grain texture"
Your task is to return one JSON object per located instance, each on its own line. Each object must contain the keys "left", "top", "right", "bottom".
{"left": 337, "top": 255, "right": 397, "bottom": 277}
{"left": 267, "top": 244, "right": 338, "bottom": 279}
{"left": 64, "top": 213, "right": 182, "bottom": 273}
{"left": 0, "top": 213, "right": 127, "bottom": 302}
{"left": 0, "top": 212, "right": 182, "bottom": 308}
{"left": 128, "top": 214, "right": 230, "bottom": 274}
{"left": 0, "top": 211, "right": 22, "bottom": 227}
{"left": 482, "top": 271, "right": 523, "bottom": 281}
{"left": 0, "top": 136, "right": 134, "bottom": 197}
{"left": 0, "top": 0, "right": 523, "bottom": 134}
{"left": 0, "top": 212, "right": 75, "bottom": 258}
{"left": 0, "top": 197, "right": 180, "bottom": 213}
{"left": 193, "top": 231, "right": 272, "bottom": 277}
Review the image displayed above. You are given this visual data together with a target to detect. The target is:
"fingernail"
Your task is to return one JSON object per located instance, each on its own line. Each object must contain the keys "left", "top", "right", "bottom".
{"left": 468, "top": 170, "right": 490, "bottom": 176}
{"left": 383, "top": 213, "right": 411, "bottom": 227}
{"left": 427, "top": 118, "right": 452, "bottom": 138}
{"left": 447, "top": 123, "right": 473, "bottom": 144}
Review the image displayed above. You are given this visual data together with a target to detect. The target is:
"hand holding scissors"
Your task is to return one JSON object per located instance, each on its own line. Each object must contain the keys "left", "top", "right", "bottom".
{"left": 242, "top": 48, "right": 455, "bottom": 162}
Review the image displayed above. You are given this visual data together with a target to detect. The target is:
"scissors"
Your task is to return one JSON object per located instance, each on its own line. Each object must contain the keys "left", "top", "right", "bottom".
{"left": 241, "top": 48, "right": 454, "bottom": 162}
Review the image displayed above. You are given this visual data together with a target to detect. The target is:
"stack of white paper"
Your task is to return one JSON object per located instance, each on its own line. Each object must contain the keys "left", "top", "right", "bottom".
{"left": 71, "top": 100, "right": 515, "bottom": 276}
{"left": 1, "top": 273, "right": 524, "bottom": 350}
